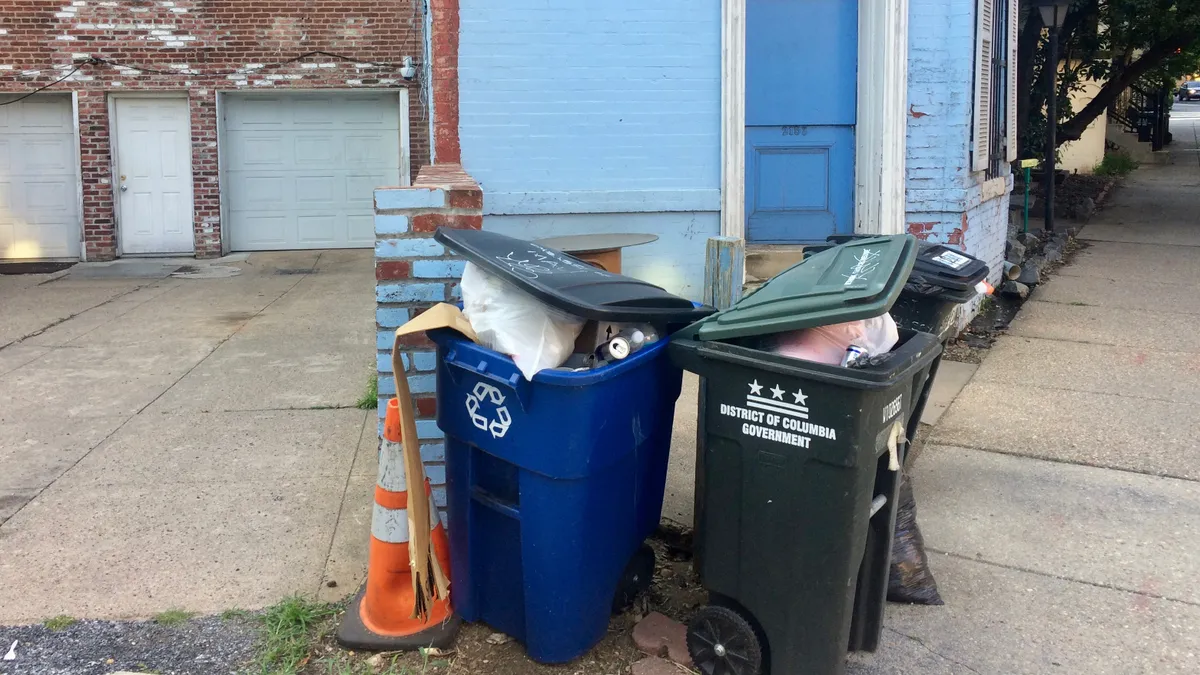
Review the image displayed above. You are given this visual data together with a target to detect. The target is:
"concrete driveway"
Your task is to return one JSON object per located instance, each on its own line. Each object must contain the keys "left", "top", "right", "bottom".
{"left": 0, "top": 251, "right": 378, "bottom": 623}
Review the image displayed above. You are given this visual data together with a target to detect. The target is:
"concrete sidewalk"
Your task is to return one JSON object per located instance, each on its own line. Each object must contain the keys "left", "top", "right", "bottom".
{"left": 846, "top": 117, "right": 1200, "bottom": 673}
{"left": 0, "top": 251, "right": 377, "bottom": 623}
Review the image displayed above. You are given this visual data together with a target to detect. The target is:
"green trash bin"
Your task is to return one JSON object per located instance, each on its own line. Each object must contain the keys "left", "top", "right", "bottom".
{"left": 669, "top": 235, "right": 943, "bottom": 675}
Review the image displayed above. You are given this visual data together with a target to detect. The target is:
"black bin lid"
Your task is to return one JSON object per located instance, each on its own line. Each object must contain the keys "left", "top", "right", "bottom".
{"left": 435, "top": 228, "right": 715, "bottom": 323}
{"left": 909, "top": 243, "right": 989, "bottom": 292}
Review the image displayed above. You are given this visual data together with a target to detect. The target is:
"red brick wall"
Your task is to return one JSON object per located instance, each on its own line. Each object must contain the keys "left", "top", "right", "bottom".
{"left": 428, "top": 0, "right": 459, "bottom": 164}
{"left": 0, "top": 0, "right": 427, "bottom": 260}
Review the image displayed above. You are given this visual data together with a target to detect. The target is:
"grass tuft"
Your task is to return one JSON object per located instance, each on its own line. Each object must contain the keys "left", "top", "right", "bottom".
{"left": 221, "top": 607, "right": 253, "bottom": 622}
{"left": 355, "top": 375, "right": 378, "bottom": 410}
{"left": 152, "top": 609, "right": 195, "bottom": 626}
{"left": 251, "top": 595, "right": 338, "bottom": 675}
{"left": 43, "top": 615, "right": 77, "bottom": 631}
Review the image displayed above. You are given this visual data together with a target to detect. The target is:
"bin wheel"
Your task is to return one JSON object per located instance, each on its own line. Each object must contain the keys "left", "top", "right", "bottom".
{"left": 612, "top": 543, "right": 656, "bottom": 613}
{"left": 686, "top": 605, "right": 763, "bottom": 675}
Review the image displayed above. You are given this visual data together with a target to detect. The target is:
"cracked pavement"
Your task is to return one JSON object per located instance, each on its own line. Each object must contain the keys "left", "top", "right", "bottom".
{"left": 0, "top": 250, "right": 378, "bottom": 624}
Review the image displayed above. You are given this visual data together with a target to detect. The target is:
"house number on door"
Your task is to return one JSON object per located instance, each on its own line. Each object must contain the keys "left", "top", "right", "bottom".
{"left": 781, "top": 126, "right": 805, "bottom": 136}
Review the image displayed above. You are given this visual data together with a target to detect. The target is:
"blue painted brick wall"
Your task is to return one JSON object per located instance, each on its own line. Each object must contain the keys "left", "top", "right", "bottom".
{"left": 458, "top": 0, "right": 721, "bottom": 200}
{"left": 413, "top": 259, "right": 467, "bottom": 279}
{"left": 906, "top": 0, "right": 975, "bottom": 214}
{"left": 376, "top": 238, "right": 445, "bottom": 259}
{"left": 457, "top": 0, "right": 722, "bottom": 299}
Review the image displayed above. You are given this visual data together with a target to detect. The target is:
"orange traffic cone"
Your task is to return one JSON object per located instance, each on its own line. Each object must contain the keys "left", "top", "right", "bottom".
{"left": 337, "top": 398, "right": 460, "bottom": 650}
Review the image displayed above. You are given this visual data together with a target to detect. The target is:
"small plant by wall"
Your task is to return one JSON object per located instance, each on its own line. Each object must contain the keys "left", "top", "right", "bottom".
{"left": 1093, "top": 151, "right": 1140, "bottom": 177}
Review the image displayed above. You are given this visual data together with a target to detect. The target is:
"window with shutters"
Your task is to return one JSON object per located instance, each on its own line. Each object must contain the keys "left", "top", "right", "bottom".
{"left": 972, "top": 0, "right": 1018, "bottom": 177}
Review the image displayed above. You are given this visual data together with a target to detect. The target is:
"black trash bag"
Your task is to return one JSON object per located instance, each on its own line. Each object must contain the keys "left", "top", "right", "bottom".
{"left": 901, "top": 273, "right": 948, "bottom": 297}
{"left": 887, "top": 470, "right": 944, "bottom": 605}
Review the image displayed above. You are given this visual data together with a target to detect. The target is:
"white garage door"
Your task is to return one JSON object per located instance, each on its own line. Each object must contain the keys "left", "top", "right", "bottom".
{"left": 223, "top": 92, "right": 405, "bottom": 251}
{"left": 0, "top": 94, "right": 80, "bottom": 260}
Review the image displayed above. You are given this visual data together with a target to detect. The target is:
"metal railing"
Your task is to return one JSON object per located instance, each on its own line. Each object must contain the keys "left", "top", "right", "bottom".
{"left": 1110, "top": 81, "right": 1172, "bottom": 151}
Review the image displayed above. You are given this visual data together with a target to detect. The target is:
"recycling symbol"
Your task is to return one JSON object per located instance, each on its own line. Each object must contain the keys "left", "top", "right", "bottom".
{"left": 465, "top": 381, "right": 512, "bottom": 439}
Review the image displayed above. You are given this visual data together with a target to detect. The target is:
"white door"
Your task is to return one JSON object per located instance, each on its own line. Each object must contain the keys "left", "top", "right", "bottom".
{"left": 223, "top": 92, "right": 403, "bottom": 251}
{"left": 114, "top": 97, "right": 195, "bottom": 255}
{"left": 0, "top": 94, "right": 81, "bottom": 260}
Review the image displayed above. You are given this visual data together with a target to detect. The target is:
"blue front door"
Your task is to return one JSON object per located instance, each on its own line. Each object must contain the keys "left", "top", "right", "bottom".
{"left": 745, "top": 0, "right": 858, "bottom": 243}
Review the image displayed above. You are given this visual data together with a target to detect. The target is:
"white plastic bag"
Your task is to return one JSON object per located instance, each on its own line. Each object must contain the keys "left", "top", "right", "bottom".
{"left": 460, "top": 262, "right": 584, "bottom": 380}
{"left": 771, "top": 313, "right": 899, "bottom": 365}
{"left": 856, "top": 314, "right": 900, "bottom": 356}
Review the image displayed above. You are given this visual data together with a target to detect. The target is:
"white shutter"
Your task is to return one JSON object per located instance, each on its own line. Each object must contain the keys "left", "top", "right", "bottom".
{"left": 1005, "top": 0, "right": 1020, "bottom": 162}
{"left": 972, "top": 0, "right": 995, "bottom": 172}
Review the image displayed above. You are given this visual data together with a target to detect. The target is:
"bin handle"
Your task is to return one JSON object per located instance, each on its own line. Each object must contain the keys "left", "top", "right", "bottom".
{"left": 471, "top": 486, "right": 521, "bottom": 520}
{"left": 443, "top": 347, "right": 532, "bottom": 411}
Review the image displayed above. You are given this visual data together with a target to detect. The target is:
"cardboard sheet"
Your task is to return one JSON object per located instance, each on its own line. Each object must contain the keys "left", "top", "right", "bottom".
{"left": 394, "top": 303, "right": 480, "bottom": 343}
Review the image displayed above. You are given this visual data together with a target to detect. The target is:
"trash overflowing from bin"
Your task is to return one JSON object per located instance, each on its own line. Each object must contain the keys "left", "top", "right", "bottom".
{"left": 459, "top": 261, "right": 584, "bottom": 380}
{"left": 769, "top": 313, "right": 899, "bottom": 366}
{"left": 423, "top": 228, "right": 713, "bottom": 664}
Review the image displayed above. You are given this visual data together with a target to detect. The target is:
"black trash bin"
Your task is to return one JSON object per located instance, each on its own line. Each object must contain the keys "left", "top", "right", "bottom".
{"left": 669, "top": 235, "right": 943, "bottom": 675}
{"left": 818, "top": 236, "right": 990, "bottom": 448}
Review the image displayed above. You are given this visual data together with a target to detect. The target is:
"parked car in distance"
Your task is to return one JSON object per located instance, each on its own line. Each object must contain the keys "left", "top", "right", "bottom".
{"left": 1178, "top": 81, "right": 1200, "bottom": 100}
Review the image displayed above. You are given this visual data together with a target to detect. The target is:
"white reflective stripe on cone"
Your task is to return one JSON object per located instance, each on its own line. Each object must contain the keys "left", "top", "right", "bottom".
{"left": 370, "top": 494, "right": 438, "bottom": 543}
{"left": 377, "top": 439, "right": 407, "bottom": 493}
{"left": 371, "top": 504, "right": 410, "bottom": 544}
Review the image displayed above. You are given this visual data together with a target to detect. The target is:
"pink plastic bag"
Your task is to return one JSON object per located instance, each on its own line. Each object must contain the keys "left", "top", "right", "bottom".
{"left": 772, "top": 314, "right": 899, "bottom": 365}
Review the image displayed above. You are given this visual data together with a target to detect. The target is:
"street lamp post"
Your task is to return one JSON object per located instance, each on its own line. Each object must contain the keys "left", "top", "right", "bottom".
{"left": 1037, "top": 0, "right": 1072, "bottom": 233}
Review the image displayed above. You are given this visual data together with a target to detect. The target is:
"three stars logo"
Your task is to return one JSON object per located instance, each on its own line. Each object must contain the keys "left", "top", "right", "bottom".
{"left": 746, "top": 379, "right": 809, "bottom": 420}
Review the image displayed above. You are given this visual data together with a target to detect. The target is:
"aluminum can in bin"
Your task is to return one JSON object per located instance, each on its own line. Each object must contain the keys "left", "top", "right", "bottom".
{"left": 841, "top": 344, "right": 867, "bottom": 367}
{"left": 600, "top": 336, "right": 632, "bottom": 361}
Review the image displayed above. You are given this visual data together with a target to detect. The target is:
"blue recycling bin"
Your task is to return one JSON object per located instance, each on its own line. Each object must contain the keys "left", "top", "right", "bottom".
{"left": 430, "top": 329, "right": 685, "bottom": 664}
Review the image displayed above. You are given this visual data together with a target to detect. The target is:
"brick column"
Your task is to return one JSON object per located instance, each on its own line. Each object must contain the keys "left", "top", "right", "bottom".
{"left": 429, "top": 0, "right": 461, "bottom": 163}
{"left": 374, "top": 164, "right": 482, "bottom": 522}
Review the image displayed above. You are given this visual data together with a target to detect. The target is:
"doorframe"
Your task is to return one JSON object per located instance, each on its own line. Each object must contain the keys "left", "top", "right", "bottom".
{"left": 107, "top": 92, "right": 196, "bottom": 256}
{"left": 719, "top": 0, "right": 910, "bottom": 239}
{"left": 854, "top": 0, "right": 908, "bottom": 236}
{"left": 215, "top": 88, "right": 412, "bottom": 253}
{"left": 720, "top": 0, "right": 746, "bottom": 239}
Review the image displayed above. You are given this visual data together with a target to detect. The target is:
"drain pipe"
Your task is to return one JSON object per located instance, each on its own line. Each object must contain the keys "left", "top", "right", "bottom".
{"left": 1002, "top": 261, "right": 1021, "bottom": 280}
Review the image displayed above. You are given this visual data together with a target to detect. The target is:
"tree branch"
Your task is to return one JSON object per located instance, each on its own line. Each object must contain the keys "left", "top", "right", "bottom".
{"left": 1017, "top": 2, "right": 1095, "bottom": 156}
{"left": 1058, "top": 36, "right": 1190, "bottom": 143}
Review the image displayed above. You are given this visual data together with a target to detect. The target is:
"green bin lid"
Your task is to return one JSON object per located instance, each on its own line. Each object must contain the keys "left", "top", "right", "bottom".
{"left": 696, "top": 234, "right": 918, "bottom": 341}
